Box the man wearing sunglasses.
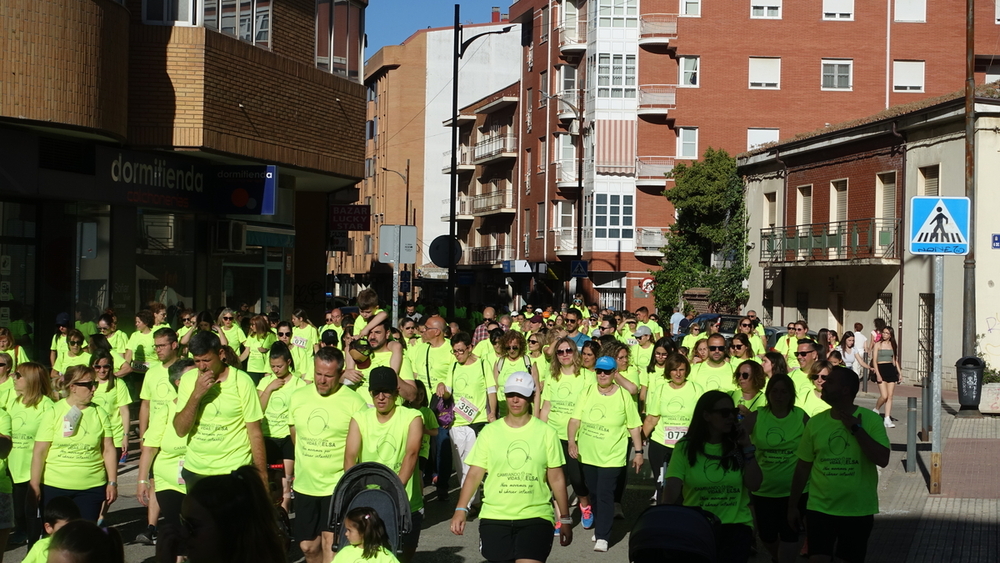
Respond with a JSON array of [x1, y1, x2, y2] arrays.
[[472, 307, 497, 346], [790, 339, 825, 399], [689, 334, 737, 393], [564, 309, 591, 349], [341, 319, 413, 407]]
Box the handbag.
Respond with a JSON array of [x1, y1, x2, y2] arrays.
[[426, 345, 454, 427]]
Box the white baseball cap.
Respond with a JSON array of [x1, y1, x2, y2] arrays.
[[504, 371, 535, 398]]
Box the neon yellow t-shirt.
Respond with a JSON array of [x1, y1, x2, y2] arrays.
[[353, 309, 385, 335], [91, 379, 130, 448], [175, 367, 263, 475], [646, 380, 703, 448], [464, 416, 565, 523], [8, 395, 55, 483], [290, 325, 319, 379], [0, 378, 14, 411], [681, 333, 705, 352], [774, 334, 800, 369], [787, 369, 816, 402], [176, 325, 192, 344], [221, 324, 247, 350], [631, 343, 654, 371], [53, 352, 91, 375], [493, 354, 533, 417], [730, 389, 767, 413], [619, 365, 645, 392], [748, 333, 766, 357], [689, 361, 737, 393], [106, 330, 129, 356], [140, 363, 178, 426], [50, 334, 68, 357], [351, 406, 423, 512], [334, 544, 400, 563], [3, 345, 30, 371], [411, 341, 454, 392], [289, 385, 367, 497], [797, 408, 889, 516], [350, 349, 396, 407], [127, 330, 157, 368], [798, 389, 831, 418], [256, 374, 307, 439], [36, 399, 113, 489], [750, 406, 807, 498], [448, 358, 494, 427], [21, 536, 51, 563], [541, 370, 592, 440], [571, 384, 641, 468], [666, 440, 752, 526], [143, 400, 187, 494], [246, 332, 277, 373], [0, 410, 11, 493], [417, 406, 438, 459], [639, 321, 661, 339]]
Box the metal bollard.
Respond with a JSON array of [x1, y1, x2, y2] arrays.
[[907, 396, 917, 473]]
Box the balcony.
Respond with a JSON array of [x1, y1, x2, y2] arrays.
[[636, 156, 675, 188], [556, 90, 580, 120], [558, 24, 587, 55], [442, 146, 475, 173], [555, 159, 580, 189], [473, 135, 517, 164], [637, 84, 677, 116], [639, 14, 678, 46], [635, 227, 668, 257], [472, 189, 516, 216], [553, 227, 578, 256], [440, 196, 473, 222], [759, 218, 902, 267], [471, 245, 514, 265]]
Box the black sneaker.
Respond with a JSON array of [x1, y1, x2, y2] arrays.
[[135, 525, 157, 545]]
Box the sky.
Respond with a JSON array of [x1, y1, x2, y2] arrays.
[[366, 0, 509, 55]]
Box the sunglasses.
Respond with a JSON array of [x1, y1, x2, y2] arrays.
[[68, 340, 83, 346], [451, 348, 468, 355], [787, 326, 796, 331], [691, 326, 700, 330], [94, 364, 112, 370], [528, 339, 539, 345], [794, 351, 812, 357], [556, 348, 574, 356], [507, 346, 520, 351], [595, 369, 614, 375], [181, 317, 192, 323], [708, 346, 726, 351], [72, 381, 96, 390], [223, 316, 234, 321], [730, 344, 744, 350], [277, 331, 292, 337], [740, 323, 752, 328], [0, 363, 6, 367], [738, 372, 752, 379], [814, 374, 828, 381], [712, 407, 740, 417]]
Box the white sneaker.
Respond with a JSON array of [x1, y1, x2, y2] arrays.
[[594, 539, 609, 552], [614, 502, 625, 519], [591, 533, 596, 542], [872, 407, 880, 416], [884, 417, 895, 428]]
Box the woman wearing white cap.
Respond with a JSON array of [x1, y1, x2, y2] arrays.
[[451, 371, 573, 562], [567, 356, 643, 552]]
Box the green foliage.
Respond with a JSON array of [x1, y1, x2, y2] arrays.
[[651, 148, 750, 313], [976, 334, 1000, 384]]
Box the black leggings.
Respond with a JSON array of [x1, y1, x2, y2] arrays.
[[648, 440, 674, 484], [12, 481, 41, 548], [156, 489, 185, 530], [559, 440, 589, 497]]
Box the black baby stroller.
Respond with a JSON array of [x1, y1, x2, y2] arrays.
[[628, 505, 719, 563], [328, 462, 412, 556]]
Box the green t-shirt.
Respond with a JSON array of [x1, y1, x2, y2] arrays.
[[412, 341, 454, 393], [571, 384, 641, 468], [631, 343, 654, 371], [774, 334, 800, 369], [730, 389, 767, 413], [750, 406, 807, 498], [353, 309, 385, 336], [0, 410, 10, 493], [464, 416, 565, 523], [472, 340, 498, 373], [3, 345, 30, 371], [176, 325, 192, 344], [351, 406, 423, 512], [21, 536, 50, 563], [666, 440, 753, 526], [221, 324, 247, 350], [289, 385, 367, 497], [127, 330, 157, 367], [447, 358, 495, 427], [106, 330, 129, 356], [246, 332, 277, 373], [91, 379, 130, 448], [0, 377, 15, 411], [8, 395, 55, 483], [290, 325, 319, 379], [797, 408, 889, 516], [689, 361, 737, 393], [36, 399, 113, 490], [619, 365, 645, 392], [143, 400, 187, 494], [256, 374, 307, 438], [175, 367, 263, 475], [646, 380, 703, 448], [681, 333, 705, 352], [140, 363, 178, 427], [417, 406, 438, 459], [748, 333, 766, 357], [335, 544, 400, 563], [787, 369, 817, 402], [541, 371, 592, 440], [50, 334, 68, 356]]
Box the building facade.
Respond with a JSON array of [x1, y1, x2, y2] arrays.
[[0, 0, 365, 361]]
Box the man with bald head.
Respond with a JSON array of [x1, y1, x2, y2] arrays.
[[472, 307, 497, 346], [412, 315, 457, 500]]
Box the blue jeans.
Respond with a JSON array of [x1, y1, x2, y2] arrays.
[[43, 484, 105, 523], [433, 427, 452, 497]]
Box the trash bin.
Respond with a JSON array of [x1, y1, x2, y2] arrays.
[[956, 356, 986, 407]]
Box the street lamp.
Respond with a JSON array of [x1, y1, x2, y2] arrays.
[[382, 161, 414, 310], [448, 4, 514, 320]]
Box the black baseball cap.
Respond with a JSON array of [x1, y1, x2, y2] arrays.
[[368, 367, 397, 395]]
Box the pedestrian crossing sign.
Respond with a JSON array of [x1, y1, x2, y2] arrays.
[[570, 260, 589, 278], [909, 196, 970, 256]]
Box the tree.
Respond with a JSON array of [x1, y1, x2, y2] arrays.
[[651, 148, 749, 313]]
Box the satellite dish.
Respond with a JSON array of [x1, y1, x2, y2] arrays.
[[429, 235, 462, 268]]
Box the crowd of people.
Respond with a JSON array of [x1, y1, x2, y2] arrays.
[[0, 293, 898, 563]]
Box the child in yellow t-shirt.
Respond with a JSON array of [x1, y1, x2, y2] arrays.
[[334, 507, 400, 563], [21, 495, 81, 563]]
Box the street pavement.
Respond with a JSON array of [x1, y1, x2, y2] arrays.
[[4, 385, 997, 562]]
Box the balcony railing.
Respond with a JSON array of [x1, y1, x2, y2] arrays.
[[556, 90, 580, 119], [472, 189, 515, 215], [471, 245, 514, 265], [442, 146, 474, 172], [473, 135, 517, 163], [558, 24, 587, 52], [759, 218, 902, 265], [636, 156, 675, 186], [638, 84, 677, 114], [639, 14, 678, 44], [440, 195, 473, 221], [635, 227, 668, 256], [553, 226, 578, 255], [555, 159, 579, 187]]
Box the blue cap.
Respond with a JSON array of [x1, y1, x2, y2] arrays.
[[595, 356, 617, 371]]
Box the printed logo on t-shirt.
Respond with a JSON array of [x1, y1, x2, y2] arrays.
[[506, 440, 532, 469], [827, 432, 850, 455], [376, 436, 399, 466], [766, 426, 786, 447], [307, 409, 330, 435], [704, 460, 726, 483]]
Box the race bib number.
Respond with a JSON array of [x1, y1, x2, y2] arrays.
[[455, 397, 479, 423], [664, 426, 687, 446], [62, 406, 83, 437], [291, 336, 308, 349], [178, 460, 186, 486]]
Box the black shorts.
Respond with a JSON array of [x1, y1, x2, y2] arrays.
[[479, 518, 554, 563], [401, 510, 423, 549], [751, 493, 807, 544], [265, 436, 295, 464], [877, 363, 899, 383], [806, 510, 874, 562], [293, 492, 332, 543]]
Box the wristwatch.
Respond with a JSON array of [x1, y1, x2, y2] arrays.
[[634, 449, 644, 455]]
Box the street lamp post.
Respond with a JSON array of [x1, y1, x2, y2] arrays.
[[448, 4, 513, 320], [382, 160, 411, 319]]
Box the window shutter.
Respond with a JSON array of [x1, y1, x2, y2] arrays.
[[922, 166, 939, 196], [879, 173, 896, 219]]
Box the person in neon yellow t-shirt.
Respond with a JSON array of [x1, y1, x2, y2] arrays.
[[451, 371, 573, 561], [335, 506, 401, 563], [354, 289, 390, 340], [290, 347, 367, 563], [258, 342, 306, 513], [124, 310, 157, 373], [20, 496, 80, 563], [731, 359, 767, 414], [663, 390, 762, 563], [345, 367, 423, 563], [689, 334, 737, 393], [642, 353, 701, 502], [52, 330, 91, 376], [217, 308, 247, 356], [173, 331, 266, 489], [788, 366, 889, 563], [8, 362, 55, 545]]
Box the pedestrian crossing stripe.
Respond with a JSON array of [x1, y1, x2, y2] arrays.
[[913, 199, 966, 244], [908, 196, 970, 256]]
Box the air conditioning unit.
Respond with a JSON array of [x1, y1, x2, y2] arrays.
[[214, 220, 247, 254]]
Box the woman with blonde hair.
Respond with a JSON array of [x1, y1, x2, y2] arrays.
[[8, 362, 54, 547], [240, 314, 276, 386], [217, 308, 247, 357], [0, 328, 28, 371], [0, 352, 15, 409], [492, 330, 540, 414], [689, 338, 709, 365]]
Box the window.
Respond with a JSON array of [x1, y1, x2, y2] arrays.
[[764, 192, 777, 227], [681, 0, 701, 16], [524, 149, 532, 192], [997, 0, 1000, 23], [561, 65, 577, 94], [751, 0, 781, 18], [749, 57, 781, 89], [595, 54, 637, 98], [539, 137, 548, 172], [821, 59, 853, 90], [540, 6, 549, 42], [677, 127, 698, 159], [558, 200, 575, 229], [593, 194, 634, 239], [540, 71, 548, 106], [595, 0, 638, 27], [797, 185, 813, 224], [679, 56, 700, 87], [564, 0, 579, 27], [876, 172, 897, 219], [796, 292, 809, 323], [316, 0, 366, 79], [830, 179, 848, 223], [537, 202, 546, 238], [144, 0, 195, 24], [919, 165, 939, 196], [894, 0, 926, 22], [893, 60, 925, 92], [822, 0, 853, 19], [525, 89, 533, 132], [747, 128, 780, 150]]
